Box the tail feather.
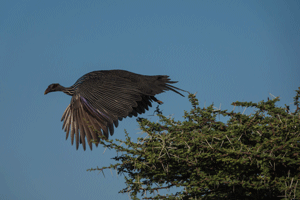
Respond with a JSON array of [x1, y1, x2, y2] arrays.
[[165, 83, 187, 97]]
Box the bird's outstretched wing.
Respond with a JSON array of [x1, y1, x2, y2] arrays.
[[61, 70, 185, 150]]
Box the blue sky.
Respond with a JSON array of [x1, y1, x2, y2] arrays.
[[1, 1, 299, 199]]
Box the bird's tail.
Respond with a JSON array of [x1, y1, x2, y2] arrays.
[[165, 81, 187, 97], [155, 75, 188, 97]]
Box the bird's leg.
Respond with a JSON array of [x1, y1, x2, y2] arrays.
[[156, 100, 163, 104], [151, 96, 163, 104]]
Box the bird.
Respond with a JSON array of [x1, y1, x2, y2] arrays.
[[45, 69, 186, 150]]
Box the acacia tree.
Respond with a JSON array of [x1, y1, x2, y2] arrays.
[[88, 88, 300, 199]]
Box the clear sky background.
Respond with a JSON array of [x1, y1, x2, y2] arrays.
[[1, 1, 299, 199]]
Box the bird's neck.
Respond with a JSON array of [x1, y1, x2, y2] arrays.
[[62, 86, 75, 96]]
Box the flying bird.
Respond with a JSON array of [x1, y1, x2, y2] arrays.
[[45, 70, 186, 150]]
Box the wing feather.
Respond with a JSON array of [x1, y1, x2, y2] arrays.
[[77, 108, 86, 150], [74, 108, 80, 149], [70, 107, 75, 146]]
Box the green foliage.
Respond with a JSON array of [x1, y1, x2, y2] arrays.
[[88, 88, 300, 199]]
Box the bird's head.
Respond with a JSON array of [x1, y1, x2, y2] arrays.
[[44, 83, 63, 95]]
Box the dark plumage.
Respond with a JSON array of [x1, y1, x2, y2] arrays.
[[45, 70, 186, 150]]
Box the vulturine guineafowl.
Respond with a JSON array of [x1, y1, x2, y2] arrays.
[[45, 70, 186, 150]]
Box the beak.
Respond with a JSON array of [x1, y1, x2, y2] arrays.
[[44, 89, 49, 95]]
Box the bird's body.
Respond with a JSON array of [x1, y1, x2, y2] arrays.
[[45, 70, 186, 150]]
